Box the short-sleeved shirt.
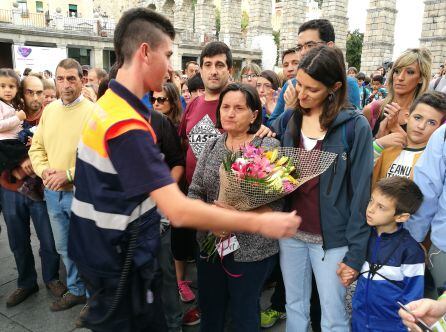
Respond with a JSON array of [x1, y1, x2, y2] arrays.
[[104, 81, 174, 198], [178, 95, 221, 184], [386, 147, 425, 179]]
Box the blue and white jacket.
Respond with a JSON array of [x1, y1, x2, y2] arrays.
[[352, 227, 425, 331]]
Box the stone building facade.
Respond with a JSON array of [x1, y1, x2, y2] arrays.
[[1, 0, 445, 74], [360, 0, 398, 75], [419, 0, 446, 71]]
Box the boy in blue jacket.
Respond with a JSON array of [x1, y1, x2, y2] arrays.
[[343, 176, 425, 331]]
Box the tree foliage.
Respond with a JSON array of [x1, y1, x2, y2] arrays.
[[215, 8, 220, 38], [241, 11, 249, 32], [273, 30, 280, 66], [346, 29, 364, 71]]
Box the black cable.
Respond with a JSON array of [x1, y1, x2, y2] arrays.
[[88, 206, 142, 326]]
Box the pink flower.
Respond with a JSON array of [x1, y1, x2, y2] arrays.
[[241, 144, 263, 159], [283, 180, 294, 193]]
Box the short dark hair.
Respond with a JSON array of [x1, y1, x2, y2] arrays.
[[375, 177, 423, 215], [298, 19, 335, 43], [356, 72, 366, 81], [187, 73, 204, 92], [282, 48, 298, 62], [108, 62, 119, 80], [215, 83, 262, 134], [23, 68, 32, 76], [372, 75, 384, 84], [97, 77, 110, 99], [185, 61, 198, 69], [409, 91, 446, 119], [91, 68, 107, 81], [199, 41, 233, 69], [56, 58, 83, 79], [114, 8, 175, 67], [298, 46, 347, 129], [259, 70, 281, 90]]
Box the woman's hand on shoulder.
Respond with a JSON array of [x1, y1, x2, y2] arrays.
[[255, 124, 276, 138]]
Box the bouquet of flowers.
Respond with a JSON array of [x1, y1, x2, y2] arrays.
[[200, 143, 337, 262], [217, 144, 337, 211]]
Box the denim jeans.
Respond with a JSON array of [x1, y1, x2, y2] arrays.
[[1, 187, 60, 288], [158, 225, 183, 332], [197, 253, 277, 332], [428, 244, 446, 297], [279, 237, 350, 332], [44, 189, 85, 296]]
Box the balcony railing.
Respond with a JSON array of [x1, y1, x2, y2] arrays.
[[0, 9, 116, 37], [0, 9, 248, 48]]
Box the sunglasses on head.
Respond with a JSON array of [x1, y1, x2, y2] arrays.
[[151, 96, 169, 104]]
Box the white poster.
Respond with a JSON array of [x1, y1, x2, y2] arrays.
[[13, 45, 67, 75]]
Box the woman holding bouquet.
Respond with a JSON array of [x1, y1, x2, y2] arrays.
[[272, 46, 373, 331], [188, 83, 282, 332]]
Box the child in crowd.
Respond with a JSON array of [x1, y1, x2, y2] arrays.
[[0, 68, 42, 200], [366, 74, 387, 105], [345, 176, 425, 331], [0, 68, 28, 172], [356, 72, 371, 110], [373, 91, 446, 181]]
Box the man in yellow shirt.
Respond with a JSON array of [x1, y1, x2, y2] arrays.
[[29, 58, 93, 311]]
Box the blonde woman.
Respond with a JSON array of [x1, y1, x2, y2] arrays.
[[363, 48, 432, 150]]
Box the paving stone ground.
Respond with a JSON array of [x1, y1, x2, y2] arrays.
[[0, 216, 286, 332]]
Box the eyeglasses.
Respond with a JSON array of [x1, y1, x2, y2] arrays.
[[151, 96, 169, 104], [24, 89, 44, 97], [295, 41, 326, 53], [241, 74, 258, 79]]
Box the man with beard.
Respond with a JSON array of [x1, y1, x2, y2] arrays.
[[1, 74, 66, 308]]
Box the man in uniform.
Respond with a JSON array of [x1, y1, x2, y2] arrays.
[[68, 8, 300, 332]]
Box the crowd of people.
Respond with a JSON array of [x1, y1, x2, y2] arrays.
[[0, 8, 446, 332]]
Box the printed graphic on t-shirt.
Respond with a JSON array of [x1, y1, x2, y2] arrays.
[[188, 114, 221, 158], [386, 149, 423, 178]]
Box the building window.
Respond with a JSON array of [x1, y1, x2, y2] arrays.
[[102, 50, 116, 72], [36, 1, 43, 13], [69, 4, 78, 17], [17, 0, 28, 13], [67, 47, 91, 66]]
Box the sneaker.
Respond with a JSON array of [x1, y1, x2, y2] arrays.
[[178, 280, 195, 303], [75, 303, 89, 328], [182, 307, 200, 326], [46, 280, 68, 297], [260, 308, 286, 328], [6, 285, 39, 307], [50, 292, 86, 312]]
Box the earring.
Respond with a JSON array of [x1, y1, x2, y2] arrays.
[[328, 91, 335, 103]]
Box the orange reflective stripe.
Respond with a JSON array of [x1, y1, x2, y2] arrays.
[[106, 120, 150, 141]]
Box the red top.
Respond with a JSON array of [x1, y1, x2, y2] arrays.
[[178, 95, 221, 184], [289, 138, 322, 235]]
